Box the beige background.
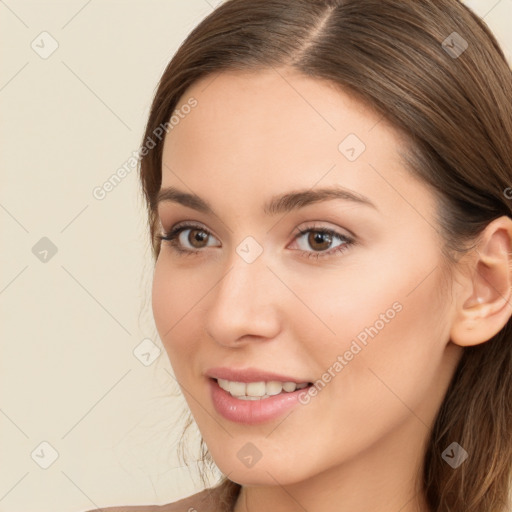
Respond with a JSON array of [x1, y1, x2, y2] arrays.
[[0, 1, 510, 511]]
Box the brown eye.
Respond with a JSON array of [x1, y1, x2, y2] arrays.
[[307, 231, 333, 252], [157, 223, 219, 255], [188, 228, 209, 248], [291, 226, 354, 260]]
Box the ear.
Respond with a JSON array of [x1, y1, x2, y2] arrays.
[[450, 215, 512, 347]]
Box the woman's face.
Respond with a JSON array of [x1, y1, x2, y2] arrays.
[[152, 68, 464, 487]]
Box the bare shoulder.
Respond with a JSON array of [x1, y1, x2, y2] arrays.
[[82, 487, 221, 512], [158, 487, 221, 512]]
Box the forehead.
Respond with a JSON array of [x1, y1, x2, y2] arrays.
[[163, 68, 392, 165], [160, 68, 432, 221]]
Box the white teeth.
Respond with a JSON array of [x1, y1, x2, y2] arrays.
[[266, 381, 283, 396], [246, 381, 266, 397], [282, 381, 298, 392], [228, 381, 246, 397], [217, 379, 309, 398]]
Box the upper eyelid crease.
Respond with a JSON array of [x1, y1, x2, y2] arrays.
[[154, 185, 378, 216]]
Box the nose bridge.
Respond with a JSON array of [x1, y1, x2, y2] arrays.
[[216, 233, 270, 301], [215, 245, 271, 314], [204, 241, 281, 343]]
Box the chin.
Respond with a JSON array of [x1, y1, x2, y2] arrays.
[[213, 454, 311, 487]]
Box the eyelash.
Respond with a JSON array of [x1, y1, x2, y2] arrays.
[[156, 222, 355, 260]]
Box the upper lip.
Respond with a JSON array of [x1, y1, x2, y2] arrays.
[[206, 367, 311, 384]]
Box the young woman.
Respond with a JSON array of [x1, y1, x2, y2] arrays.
[[88, 0, 512, 511]]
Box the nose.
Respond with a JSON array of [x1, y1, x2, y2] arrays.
[[204, 249, 282, 347]]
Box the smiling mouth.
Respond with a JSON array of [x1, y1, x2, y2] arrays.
[[211, 377, 314, 400]]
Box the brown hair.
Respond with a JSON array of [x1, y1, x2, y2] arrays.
[[138, 1, 512, 510]]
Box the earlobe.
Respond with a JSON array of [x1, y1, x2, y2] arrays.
[[450, 215, 512, 347]]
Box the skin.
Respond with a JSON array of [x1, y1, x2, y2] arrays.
[[151, 68, 512, 512]]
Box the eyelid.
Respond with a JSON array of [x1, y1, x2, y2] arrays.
[[164, 221, 221, 248], [289, 223, 355, 256], [291, 221, 354, 239]]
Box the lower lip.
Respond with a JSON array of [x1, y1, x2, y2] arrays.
[[209, 378, 312, 425]]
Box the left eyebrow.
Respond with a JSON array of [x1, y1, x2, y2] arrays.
[[154, 185, 378, 215]]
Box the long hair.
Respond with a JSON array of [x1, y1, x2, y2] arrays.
[[138, 1, 512, 510]]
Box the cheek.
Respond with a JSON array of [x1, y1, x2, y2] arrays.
[[323, 236, 445, 346], [290, 241, 449, 394], [151, 256, 203, 362], [151, 258, 173, 344]]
